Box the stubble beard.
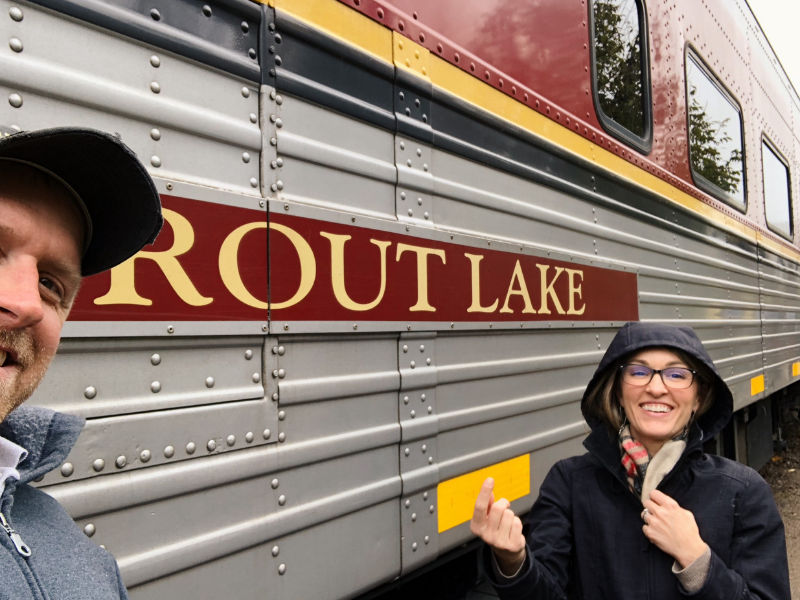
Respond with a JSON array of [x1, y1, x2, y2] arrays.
[[0, 328, 50, 422]]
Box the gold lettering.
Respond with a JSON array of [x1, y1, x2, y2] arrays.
[[499, 260, 536, 314], [537, 264, 566, 315], [465, 253, 499, 313], [219, 222, 315, 309], [396, 243, 446, 312], [321, 232, 391, 311], [94, 208, 212, 306], [565, 268, 586, 315]]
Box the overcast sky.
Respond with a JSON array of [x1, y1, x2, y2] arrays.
[[745, 1, 800, 95]]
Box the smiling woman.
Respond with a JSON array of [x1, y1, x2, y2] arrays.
[[471, 322, 790, 599]]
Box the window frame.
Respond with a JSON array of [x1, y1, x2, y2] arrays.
[[589, 0, 653, 154], [684, 46, 747, 212], [761, 134, 793, 241]]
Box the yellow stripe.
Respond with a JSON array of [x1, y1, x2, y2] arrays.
[[750, 375, 765, 395], [792, 362, 799, 377], [261, 0, 800, 264], [267, 0, 392, 65], [437, 455, 530, 533]]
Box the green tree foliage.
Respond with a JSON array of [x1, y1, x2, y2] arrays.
[[688, 85, 742, 195], [594, 0, 645, 136]]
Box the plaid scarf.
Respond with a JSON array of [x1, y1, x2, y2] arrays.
[[619, 424, 650, 497]]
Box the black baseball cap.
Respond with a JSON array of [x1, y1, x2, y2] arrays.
[[0, 125, 163, 276]]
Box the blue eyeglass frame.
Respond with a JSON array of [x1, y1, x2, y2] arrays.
[[619, 364, 698, 388]]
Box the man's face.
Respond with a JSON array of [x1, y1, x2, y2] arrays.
[[0, 165, 83, 421]]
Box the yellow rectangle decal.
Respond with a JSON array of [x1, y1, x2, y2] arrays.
[[751, 375, 765, 396], [437, 455, 530, 533], [793, 363, 800, 377]]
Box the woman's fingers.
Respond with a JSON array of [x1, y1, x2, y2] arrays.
[[471, 478, 494, 529]]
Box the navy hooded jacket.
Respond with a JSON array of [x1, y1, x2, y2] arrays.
[[0, 406, 128, 600], [483, 322, 790, 599]]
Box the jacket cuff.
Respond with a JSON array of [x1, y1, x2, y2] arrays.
[[481, 543, 540, 599], [672, 546, 710, 593], [490, 548, 529, 580]]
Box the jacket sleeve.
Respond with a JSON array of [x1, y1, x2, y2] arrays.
[[482, 461, 573, 600], [114, 561, 130, 600], [686, 469, 790, 600]]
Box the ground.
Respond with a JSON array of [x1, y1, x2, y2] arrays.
[[760, 419, 800, 598]]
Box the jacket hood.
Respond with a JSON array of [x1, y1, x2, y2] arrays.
[[581, 322, 733, 441], [0, 406, 84, 485]]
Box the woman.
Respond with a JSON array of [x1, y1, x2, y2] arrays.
[[471, 322, 790, 599]]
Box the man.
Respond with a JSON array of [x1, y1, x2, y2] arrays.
[[0, 125, 162, 599]]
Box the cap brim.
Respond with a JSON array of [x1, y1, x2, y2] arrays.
[[0, 127, 163, 276]]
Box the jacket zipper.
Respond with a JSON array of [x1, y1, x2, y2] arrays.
[[0, 511, 31, 557]]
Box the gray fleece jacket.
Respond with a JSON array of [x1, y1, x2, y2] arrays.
[[0, 406, 128, 600]]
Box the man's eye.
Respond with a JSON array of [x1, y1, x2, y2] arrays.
[[39, 277, 61, 296]]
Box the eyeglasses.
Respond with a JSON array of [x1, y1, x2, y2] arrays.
[[620, 364, 697, 389]]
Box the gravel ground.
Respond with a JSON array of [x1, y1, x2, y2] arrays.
[[760, 420, 800, 598]]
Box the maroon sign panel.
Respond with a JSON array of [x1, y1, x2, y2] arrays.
[[70, 196, 639, 323]]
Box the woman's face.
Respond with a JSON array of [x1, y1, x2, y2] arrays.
[[618, 348, 700, 454]]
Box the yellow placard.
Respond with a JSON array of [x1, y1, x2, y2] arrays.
[[751, 375, 765, 396], [792, 363, 800, 377], [437, 455, 530, 533]]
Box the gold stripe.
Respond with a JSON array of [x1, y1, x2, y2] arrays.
[[437, 455, 530, 533], [260, 0, 800, 263], [750, 375, 765, 395]]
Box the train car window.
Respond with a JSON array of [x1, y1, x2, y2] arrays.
[[762, 138, 793, 239], [686, 51, 746, 209], [591, 0, 652, 153]]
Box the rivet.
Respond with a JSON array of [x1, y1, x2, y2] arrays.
[[227, 435, 236, 446], [151, 381, 161, 393], [84, 524, 96, 537], [275, 118, 283, 128], [205, 377, 215, 388], [277, 369, 285, 379], [150, 8, 160, 20], [271, 478, 280, 489], [271, 160, 278, 169], [253, 372, 262, 383], [410, 361, 416, 368], [426, 358, 431, 365], [410, 410, 416, 418], [278, 411, 286, 421], [92, 459, 105, 472], [61, 463, 74, 477], [423, 164, 429, 172], [276, 180, 284, 190], [428, 456, 433, 464], [249, 178, 258, 188], [399, 141, 405, 149], [412, 542, 418, 551], [284, 324, 289, 330], [403, 396, 409, 404], [201, 4, 211, 16], [423, 492, 428, 500], [242, 87, 250, 98], [278, 432, 286, 442], [249, 48, 257, 59], [421, 445, 427, 452], [250, 113, 258, 123], [149, 55, 160, 68], [9, 7, 23, 21], [353, 324, 358, 330], [272, 545, 279, 557], [276, 157, 284, 167], [84, 386, 97, 399], [270, 137, 277, 146], [278, 494, 286, 505], [115, 455, 127, 469], [424, 212, 429, 219], [150, 156, 161, 168], [241, 21, 249, 33], [416, 148, 422, 157], [427, 406, 432, 414], [262, 324, 268, 332], [278, 564, 286, 575], [245, 432, 254, 443], [140, 450, 151, 463], [276, 95, 283, 105], [407, 159, 412, 167], [408, 209, 413, 216], [207, 440, 216, 452], [277, 346, 285, 355], [9, 38, 22, 53], [259, 200, 265, 208], [8, 93, 22, 108], [274, 55, 282, 66], [269, 22, 275, 31], [283, 203, 289, 210], [245, 349, 253, 360], [165, 183, 173, 190], [424, 535, 430, 544], [403, 345, 408, 353], [404, 447, 410, 456], [150, 128, 161, 141], [411, 513, 417, 522], [272, 393, 279, 401], [150, 81, 161, 94], [242, 152, 251, 163], [164, 446, 175, 458], [186, 442, 196, 454], [421, 393, 426, 401], [417, 198, 422, 206], [167, 326, 174, 335], [429, 505, 435, 513]]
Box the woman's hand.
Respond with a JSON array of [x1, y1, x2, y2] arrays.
[[642, 490, 708, 568], [470, 477, 527, 575]]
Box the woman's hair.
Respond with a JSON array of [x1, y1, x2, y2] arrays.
[[583, 346, 716, 433]]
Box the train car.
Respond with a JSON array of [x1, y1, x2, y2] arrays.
[[1, 0, 799, 597]]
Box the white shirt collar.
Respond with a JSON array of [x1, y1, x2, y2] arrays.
[[0, 436, 28, 497]]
